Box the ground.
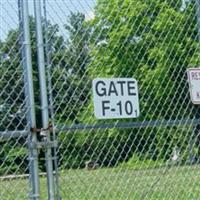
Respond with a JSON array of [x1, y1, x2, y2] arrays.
[[0, 165, 200, 200]]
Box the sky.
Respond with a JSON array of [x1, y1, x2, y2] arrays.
[[0, 0, 96, 41], [0, 0, 191, 41]]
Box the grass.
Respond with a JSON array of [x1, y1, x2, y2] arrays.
[[0, 165, 200, 200]]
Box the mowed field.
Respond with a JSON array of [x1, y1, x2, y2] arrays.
[[0, 165, 200, 200]]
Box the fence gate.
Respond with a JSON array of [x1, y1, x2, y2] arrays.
[[0, 0, 38, 199], [1, 0, 200, 200]]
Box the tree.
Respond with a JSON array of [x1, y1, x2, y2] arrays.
[[0, 16, 63, 130], [0, 13, 92, 172], [55, 12, 93, 168], [77, 0, 200, 165], [52, 12, 91, 124], [0, 17, 66, 174]]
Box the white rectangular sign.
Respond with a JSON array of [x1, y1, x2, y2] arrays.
[[187, 68, 200, 104], [92, 78, 140, 119]]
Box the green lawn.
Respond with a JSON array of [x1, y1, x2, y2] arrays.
[[0, 165, 200, 200]]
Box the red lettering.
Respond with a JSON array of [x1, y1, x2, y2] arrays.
[[191, 72, 200, 80]]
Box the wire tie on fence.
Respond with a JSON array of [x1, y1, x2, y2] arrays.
[[27, 155, 36, 161], [28, 193, 40, 199], [29, 140, 58, 149], [23, 41, 31, 45], [51, 156, 58, 161], [40, 129, 47, 137]]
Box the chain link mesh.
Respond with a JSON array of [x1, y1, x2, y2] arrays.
[[1, 0, 200, 199], [44, 0, 200, 199], [0, 1, 30, 199]]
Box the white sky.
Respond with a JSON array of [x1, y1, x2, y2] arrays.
[[0, 0, 96, 41], [0, 0, 190, 41]]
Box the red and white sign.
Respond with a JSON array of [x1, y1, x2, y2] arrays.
[[187, 68, 200, 104]]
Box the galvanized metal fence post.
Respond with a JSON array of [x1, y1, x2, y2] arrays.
[[34, 0, 55, 199], [19, 0, 40, 199], [43, 0, 61, 199], [195, 0, 200, 164]]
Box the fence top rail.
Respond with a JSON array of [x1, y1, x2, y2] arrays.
[[0, 130, 29, 139], [55, 118, 200, 132], [1, 118, 198, 138]]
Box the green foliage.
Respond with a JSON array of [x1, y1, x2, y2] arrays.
[[0, 141, 28, 175], [0, 16, 62, 129], [52, 12, 90, 124], [58, 128, 136, 169], [77, 0, 200, 166], [0, 13, 91, 173], [0, 17, 64, 174], [119, 153, 164, 169], [1, 0, 200, 174]]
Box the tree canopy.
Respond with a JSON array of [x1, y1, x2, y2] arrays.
[[79, 0, 200, 123], [76, 0, 200, 163], [1, 0, 200, 173]]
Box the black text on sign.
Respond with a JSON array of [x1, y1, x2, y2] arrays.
[[187, 68, 200, 104], [92, 78, 140, 119]]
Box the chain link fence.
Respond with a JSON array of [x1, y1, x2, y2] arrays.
[[1, 0, 200, 199], [46, 0, 200, 199], [0, 0, 30, 199]]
